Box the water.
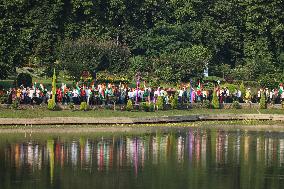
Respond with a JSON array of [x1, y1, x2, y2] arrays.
[[0, 128, 283, 189]]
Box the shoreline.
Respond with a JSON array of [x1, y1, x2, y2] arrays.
[[1, 123, 284, 134], [1, 114, 284, 125]]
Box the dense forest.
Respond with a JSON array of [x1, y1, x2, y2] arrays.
[[0, 0, 284, 83]]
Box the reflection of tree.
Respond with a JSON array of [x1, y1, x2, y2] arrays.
[[47, 139, 54, 185]]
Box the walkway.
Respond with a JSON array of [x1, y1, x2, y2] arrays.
[[1, 114, 284, 125]]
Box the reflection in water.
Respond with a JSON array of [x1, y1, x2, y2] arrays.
[[1, 129, 284, 189]]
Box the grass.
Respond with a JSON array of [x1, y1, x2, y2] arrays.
[[1, 108, 284, 118]]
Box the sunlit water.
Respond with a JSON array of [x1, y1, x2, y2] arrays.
[[0, 128, 284, 189]]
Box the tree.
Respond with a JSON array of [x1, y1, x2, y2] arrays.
[[58, 38, 130, 80], [212, 89, 220, 109]]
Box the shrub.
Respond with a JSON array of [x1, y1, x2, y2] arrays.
[[259, 92, 267, 109], [69, 103, 75, 111], [10, 99, 19, 110], [156, 96, 164, 110], [202, 100, 210, 108], [149, 102, 155, 112], [222, 83, 238, 94], [126, 99, 133, 111], [140, 102, 149, 112], [0, 94, 8, 104], [47, 99, 56, 110], [80, 102, 90, 111], [170, 96, 178, 109], [211, 90, 220, 109], [232, 101, 241, 109], [239, 81, 246, 98], [16, 73, 32, 87]]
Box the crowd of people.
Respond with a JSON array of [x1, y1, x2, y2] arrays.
[[1, 81, 284, 106]]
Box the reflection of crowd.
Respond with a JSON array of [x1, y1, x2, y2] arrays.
[[6, 132, 284, 173], [2, 81, 284, 105]]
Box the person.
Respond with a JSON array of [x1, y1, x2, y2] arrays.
[[178, 87, 183, 103], [196, 86, 202, 102], [56, 88, 62, 103], [72, 87, 79, 104], [28, 87, 34, 104], [85, 87, 91, 105], [236, 89, 242, 102], [225, 87, 230, 103]]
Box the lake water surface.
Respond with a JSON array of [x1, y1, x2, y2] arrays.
[[0, 127, 283, 189]]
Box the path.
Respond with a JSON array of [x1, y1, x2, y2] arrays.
[[1, 114, 284, 125]]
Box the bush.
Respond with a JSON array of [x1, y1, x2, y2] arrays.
[[10, 99, 19, 110], [156, 96, 164, 110], [80, 102, 90, 111], [47, 99, 56, 110], [0, 94, 8, 104], [149, 102, 155, 112], [259, 92, 267, 109], [211, 90, 220, 109], [202, 100, 210, 108], [140, 102, 149, 112], [69, 103, 75, 111], [232, 101, 241, 109], [239, 81, 246, 98], [126, 99, 133, 111], [16, 73, 32, 87], [222, 83, 238, 94], [170, 96, 178, 109]]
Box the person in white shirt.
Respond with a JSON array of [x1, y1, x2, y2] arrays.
[[72, 88, 79, 104], [154, 88, 160, 97], [128, 89, 134, 100], [85, 87, 91, 105], [178, 87, 184, 103]]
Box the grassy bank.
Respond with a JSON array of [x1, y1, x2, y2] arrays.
[[1, 108, 284, 118], [0, 120, 284, 135]]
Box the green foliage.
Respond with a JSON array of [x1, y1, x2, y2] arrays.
[[140, 102, 149, 112], [69, 103, 75, 111], [170, 96, 178, 109], [80, 102, 89, 111], [126, 100, 133, 111], [258, 74, 280, 89], [0, 93, 8, 104], [47, 99, 56, 110], [149, 102, 155, 112], [211, 90, 220, 109], [10, 99, 19, 110], [221, 83, 238, 94], [51, 69, 56, 102], [156, 96, 164, 110], [16, 73, 32, 87], [232, 101, 241, 109], [259, 92, 267, 109], [0, 0, 283, 85], [239, 81, 246, 98], [58, 38, 130, 81], [202, 100, 211, 109]]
